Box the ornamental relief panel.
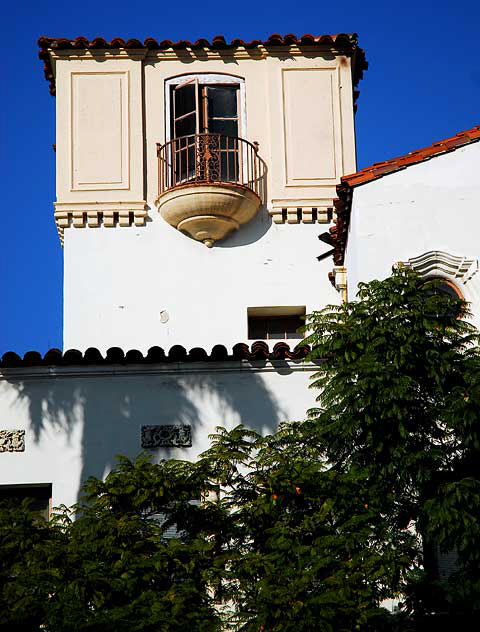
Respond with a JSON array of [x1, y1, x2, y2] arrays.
[[0, 430, 25, 453], [141, 425, 192, 448]]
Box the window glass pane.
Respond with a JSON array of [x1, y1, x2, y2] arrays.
[[175, 114, 196, 139], [421, 279, 462, 319], [434, 282, 460, 300], [286, 330, 304, 340], [207, 86, 238, 118], [248, 315, 304, 340], [284, 315, 304, 338], [174, 83, 197, 119], [0, 485, 51, 521], [208, 119, 238, 138], [268, 318, 286, 339], [248, 317, 267, 339]]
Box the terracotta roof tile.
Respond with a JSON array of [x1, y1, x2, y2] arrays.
[[37, 33, 367, 96], [0, 343, 310, 368], [330, 125, 480, 265], [341, 125, 480, 189]]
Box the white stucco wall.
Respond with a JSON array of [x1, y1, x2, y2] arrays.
[[55, 47, 354, 352], [344, 142, 480, 324], [0, 360, 318, 508], [64, 219, 339, 352]]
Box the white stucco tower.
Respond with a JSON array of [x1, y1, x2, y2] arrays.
[[39, 34, 367, 353]]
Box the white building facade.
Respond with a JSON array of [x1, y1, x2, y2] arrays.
[[41, 34, 365, 353], [330, 126, 480, 321], [0, 34, 367, 509], [2, 34, 478, 513]]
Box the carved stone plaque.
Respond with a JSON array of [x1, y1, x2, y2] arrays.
[[0, 430, 25, 452], [141, 425, 192, 448]]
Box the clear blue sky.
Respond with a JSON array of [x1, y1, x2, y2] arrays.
[[1, 0, 479, 355]]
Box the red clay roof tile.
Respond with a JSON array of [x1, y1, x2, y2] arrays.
[[37, 33, 367, 96], [330, 124, 480, 265], [1, 343, 310, 368], [341, 125, 480, 189]]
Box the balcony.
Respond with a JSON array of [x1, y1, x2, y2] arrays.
[[155, 134, 265, 247]]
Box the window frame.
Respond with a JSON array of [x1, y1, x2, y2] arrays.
[[165, 73, 247, 144], [427, 277, 464, 300], [172, 77, 200, 137], [420, 276, 465, 319], [247, 306, 306, 341], [0, 483, 52, 521]]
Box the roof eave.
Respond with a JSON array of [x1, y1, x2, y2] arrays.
[[38, 33, 367, 97], [331, 124, 480, 265]]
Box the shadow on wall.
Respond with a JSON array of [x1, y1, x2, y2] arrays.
[[7, 367, 285, 503], [216, 204, 272, 248], [216, 155, 270, 248]]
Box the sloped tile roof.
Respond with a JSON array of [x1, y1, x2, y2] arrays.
[[342, 126, 480, 188], [331, 125, 480, 265], [0, 342, 309, 368], [38, 33, 367, 96]]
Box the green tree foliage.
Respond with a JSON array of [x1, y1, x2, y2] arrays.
[[0, 458, 224, 632], [198, 424, 416, 631], [303, 267, 480, 624], [1, 268, 478, 630]]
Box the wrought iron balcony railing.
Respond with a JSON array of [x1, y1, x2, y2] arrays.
[[157, 133, 265, 200]]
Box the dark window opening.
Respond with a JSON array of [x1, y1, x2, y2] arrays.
[[247, 307, 305, 340], [0, 484, 52, 521], [421, 277, 464, 319], [432, 280, 462, 301], [171, 81, 240, 184], [171, 81, 239, 139]]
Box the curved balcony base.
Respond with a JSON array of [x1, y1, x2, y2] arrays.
[[155, 183, 261, 246], [177, 215, 239, 247]]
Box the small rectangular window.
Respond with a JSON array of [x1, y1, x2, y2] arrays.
[[247, 306, 305, 340], [0, 484, 52, 521]]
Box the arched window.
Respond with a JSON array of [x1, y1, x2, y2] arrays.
[[420, 277, 464, 319], [429, 278, 463, 301], [401, 251, 476, 319], [164, 74, 247, 185], [165, 74, 246, 142]]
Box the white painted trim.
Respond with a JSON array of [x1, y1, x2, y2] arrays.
[[402, 251, 478, 284]]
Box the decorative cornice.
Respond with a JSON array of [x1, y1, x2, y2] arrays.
[[402, 251, 478, 284], [53, 202, 149, 244], [38, 33, 367, 97], [49, 49, 147, 61], [269, 202, 334, 225]]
